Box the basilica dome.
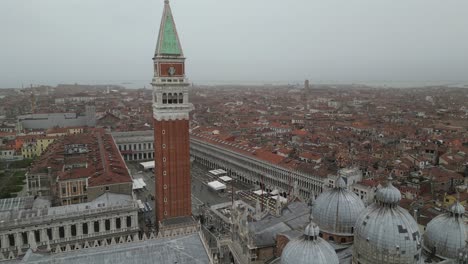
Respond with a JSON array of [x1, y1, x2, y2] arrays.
[[353, 177, 422, 264], [281, 221, 339, 264], [312, 177, 365, 238], [423, 200, 466, 260]]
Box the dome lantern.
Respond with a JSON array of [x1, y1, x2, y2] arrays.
[[375, 176, 401, 207]]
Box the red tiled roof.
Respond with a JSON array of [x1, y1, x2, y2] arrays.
[[253, 149, 285, 165], [30, 129, 131, 187], [291, 129, 308, 136]]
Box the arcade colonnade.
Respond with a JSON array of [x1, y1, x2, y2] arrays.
[[190, 138, 324, 199]]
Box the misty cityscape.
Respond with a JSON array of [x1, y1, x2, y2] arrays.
[[0, 0, 467, 264]]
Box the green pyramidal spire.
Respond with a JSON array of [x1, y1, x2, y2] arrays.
[[155, 0, 183, 56]]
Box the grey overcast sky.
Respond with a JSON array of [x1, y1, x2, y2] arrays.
[[1, 0, 468, 88]]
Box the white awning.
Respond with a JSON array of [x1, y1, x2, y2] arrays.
[[271, 195, 288, 203], [209, 169, 227, 176], [207, 181, 226, 191], [253, 190, 267, 196], [219, 176, 232, 182], [270, 189, 279, 195], [132, 178, 147, 190], [139, 161, 155, 170]]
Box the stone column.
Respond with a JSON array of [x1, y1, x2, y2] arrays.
[[52, 227, 59, 240], [110, 218, 116, 231], [88, 221, 94, 235], [40, 229, 47, 243], [64, 225, 70, 239], [121, 217, 126, 230], [77, 222, 83, 237], [28, 231, 35, 247], [99, 219, 105, 233], [131, 215, 137, 228], [1, 235, 8, 249], [15, 233, 22, 248]]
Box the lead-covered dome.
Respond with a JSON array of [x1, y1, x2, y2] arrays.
[[423, 201, 466, 260], [281, 221, 339, 264], [353, 177, 422, 264], [312, 177, 365, 237]]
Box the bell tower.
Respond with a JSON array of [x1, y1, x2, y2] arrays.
[[152, 0, 193, 227]]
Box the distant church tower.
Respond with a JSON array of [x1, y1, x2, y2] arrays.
[[152, 0, 193, 227]]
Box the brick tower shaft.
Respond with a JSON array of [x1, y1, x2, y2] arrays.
[[152, 0, 193, 226]]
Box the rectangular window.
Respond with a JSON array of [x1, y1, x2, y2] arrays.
[[116, 218, 121, 229], [71, 225, 77, 236], [47, 228, 52, 240], [59, 227, 65, 238], [34, 230, 40, 242], [22, 232, 28, 244], [105, 219, 110, 231], [9, 234, 15, 247], [126, 216, 132, 228]]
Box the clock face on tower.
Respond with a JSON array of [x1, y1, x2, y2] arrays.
[[168, 67, 176, 76]]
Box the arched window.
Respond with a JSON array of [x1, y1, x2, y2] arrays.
[[179, 93, 183, 104], [162, 93, 167, 104]]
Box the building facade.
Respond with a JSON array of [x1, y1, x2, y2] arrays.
[[0, 194, 139, 260], [17, 105, 96, 130], [152, 0, 193, 226], [112, 130, 155, 161]]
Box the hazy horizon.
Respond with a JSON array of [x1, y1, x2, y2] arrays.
[[2, 0, 468, 88]]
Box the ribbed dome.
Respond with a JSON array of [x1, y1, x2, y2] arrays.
[[423, 201, 466, 260], [281, 221, 339, 264], [353, 178, 422, 264], [312, 177, 365, 236]]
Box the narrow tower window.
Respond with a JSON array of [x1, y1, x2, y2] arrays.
[[179, 93, 183, 103], [168, 93, 173, 104], [162, 93, 167, 104]]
